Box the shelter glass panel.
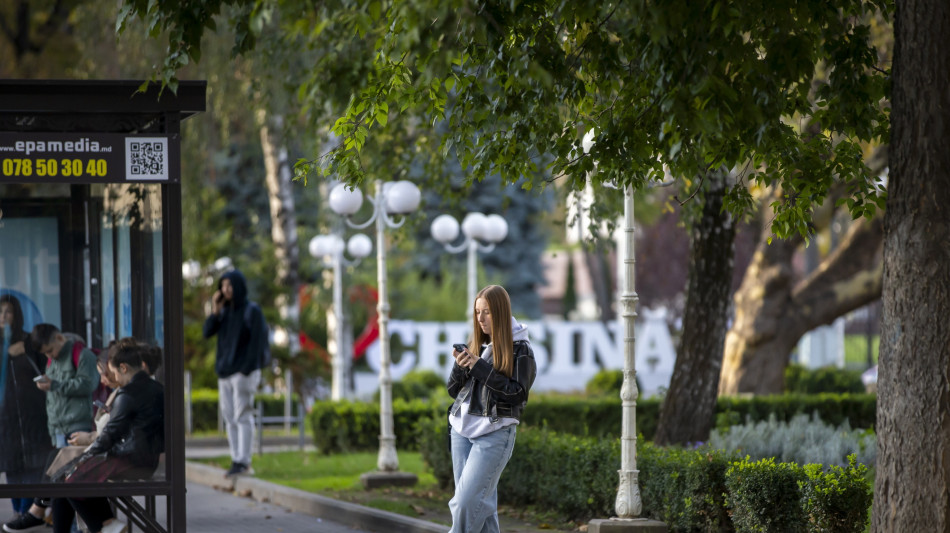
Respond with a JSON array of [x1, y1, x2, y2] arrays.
[[0, 183, 167, 487]]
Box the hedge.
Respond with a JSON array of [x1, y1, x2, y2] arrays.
[[419, 426, 871, 531], [307, 398, 448, 454], [189, 388, 301, 432], [300, 393, 876, 454]]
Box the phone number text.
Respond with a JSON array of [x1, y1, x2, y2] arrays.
[[1, 158, 109, 178]]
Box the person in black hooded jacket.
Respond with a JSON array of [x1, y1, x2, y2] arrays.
[[202, 269, 268, 477], [0, 294, 55, 516]]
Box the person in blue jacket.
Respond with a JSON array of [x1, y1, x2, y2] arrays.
[[202, 269, 268, 477]]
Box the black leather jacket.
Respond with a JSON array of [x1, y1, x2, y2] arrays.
[[447, 340, 537, 422], [87, 370, 164, 471]]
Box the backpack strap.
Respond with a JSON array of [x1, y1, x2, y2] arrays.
[[46, 340, 84, 369], [71, 341, 83, 369]]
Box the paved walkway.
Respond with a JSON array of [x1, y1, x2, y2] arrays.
[[183, 438, 446, 533], [183, 480, 371, 533]]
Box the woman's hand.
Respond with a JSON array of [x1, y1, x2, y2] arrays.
[[454, 348, 476, 369], [8, 341, 24, 356], [68, 431, 96, 447]]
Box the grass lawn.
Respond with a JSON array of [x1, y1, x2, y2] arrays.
[[197, 450, 576, 531]]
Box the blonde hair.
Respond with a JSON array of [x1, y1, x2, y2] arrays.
[[469, 285, 514, 377]]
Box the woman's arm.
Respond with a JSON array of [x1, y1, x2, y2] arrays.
[[86, 391, 133, 455], [467, 347, 537, 404]]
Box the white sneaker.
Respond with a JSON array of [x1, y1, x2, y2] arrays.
[[99, 519, 127, 533]]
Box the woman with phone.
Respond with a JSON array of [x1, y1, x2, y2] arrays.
[[0, 294, 54, 516], [447, 285, 537, 533], [50, 340, 164, 533]]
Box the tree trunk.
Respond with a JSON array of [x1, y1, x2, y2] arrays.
[[258, 110, 301, 355], [719, 199, 885, 395], [654, 169, 735, 445], [873, 0, 950, 530]]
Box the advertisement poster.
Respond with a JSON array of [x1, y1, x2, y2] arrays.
[[0, 217, 61, 329]]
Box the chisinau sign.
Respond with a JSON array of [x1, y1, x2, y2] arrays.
[[356, 309, 678, 398]]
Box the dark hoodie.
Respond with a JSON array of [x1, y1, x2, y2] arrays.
[[0, 294, 54, 473], [202, 270, 268, 378]]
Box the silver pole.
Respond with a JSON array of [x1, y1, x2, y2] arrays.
[[330, 246, 345, 401], [375, 182, 399, 472], [615, 184, 642, 517], [284, 369, 293, 434], [467, 238, 478, 320]]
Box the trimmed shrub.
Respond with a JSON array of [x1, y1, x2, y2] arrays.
[[419, 425, 872, 530], [374, 369, 446, 403], [296, 392, 874, 459], [308, 398, 447, 454], [715, 393, 876, 434], [725, 457, 807, 533], [785, 364, 865, 394], [799, 455, 872, 533], [639, 444, 735, 531], [416, 415, 453, 489], [189, 388, 298, 432]]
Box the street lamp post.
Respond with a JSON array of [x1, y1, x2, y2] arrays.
[[328, 180, 420, 487], [582, 133, 666, 531], [430, 212, 508, 318], [308, 232, 372, 401]]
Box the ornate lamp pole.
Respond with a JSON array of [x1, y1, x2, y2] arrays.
[[308, 232, 372, 401], [430, 212, 508, 319], [328, 180, 420, 487], [582, 131, 666, 532]]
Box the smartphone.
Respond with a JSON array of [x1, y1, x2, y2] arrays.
[[452, 343, 469, 354], [93, 400, 106, 409], [33, 375, 47, 383]]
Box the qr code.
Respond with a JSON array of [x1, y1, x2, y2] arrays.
[[125, 137, 169, 180]]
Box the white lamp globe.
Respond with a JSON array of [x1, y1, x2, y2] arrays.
[[483, 214, 509, 243], [213, 256, 233, 272], [328, 185, 364, 215], [461, 212, 488, 241], [430, 214, 460, 244], [325, 234, 345, 256], [182, 260, 201, 281], [385, 180, 421, 214], [308, 235, 329, 258], [347, 233, 373, 258]]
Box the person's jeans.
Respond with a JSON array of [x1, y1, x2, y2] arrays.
[[7, 469, 43, 514], [218, 369, 260, 466], [448, 425, 517, 533]]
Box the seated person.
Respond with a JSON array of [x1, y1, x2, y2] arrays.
[[67, 338, 137, 447], [50, 341, 164, 533]]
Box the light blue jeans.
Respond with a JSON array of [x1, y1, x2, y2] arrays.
[[448, 425, 517, 533]]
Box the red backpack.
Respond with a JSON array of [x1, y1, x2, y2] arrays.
[[46, 340, 96, 370]]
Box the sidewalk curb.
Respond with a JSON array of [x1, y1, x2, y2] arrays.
[[185, 461, 448, 533]]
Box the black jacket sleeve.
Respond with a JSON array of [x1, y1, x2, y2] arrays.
[[87, 391, 134, 456], [202, 312, 223, 339], [446, 363, 470, 399]]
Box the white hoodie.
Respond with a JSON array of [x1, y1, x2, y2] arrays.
[[449, 317, 530, 439]]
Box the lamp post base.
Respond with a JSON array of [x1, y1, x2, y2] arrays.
[[587, 518, 668, 533], [359, 471, 419, 490]]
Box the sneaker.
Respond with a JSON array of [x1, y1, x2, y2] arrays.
[[3, 512, 46, 532], [99, 520, 127, 533], [224, 462, 254, 478]]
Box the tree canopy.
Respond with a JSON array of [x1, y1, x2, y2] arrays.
[[121, 0, 889, 240]]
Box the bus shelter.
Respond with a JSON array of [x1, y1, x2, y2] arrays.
[[0, 79, 206, 532]]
